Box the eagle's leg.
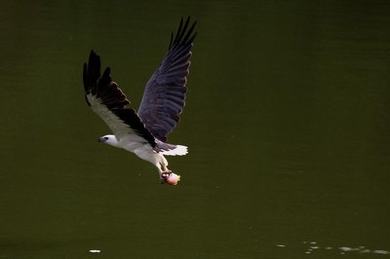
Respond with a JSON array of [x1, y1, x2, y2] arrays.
[[157, 154, 170, 174]]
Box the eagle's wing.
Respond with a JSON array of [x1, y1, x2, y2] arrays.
[[83, 50, 156, 147], [137, 17, 197, 142]]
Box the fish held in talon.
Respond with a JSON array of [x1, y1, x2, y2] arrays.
[[82, 17, 197, 184], [161, 172, 181, 185]]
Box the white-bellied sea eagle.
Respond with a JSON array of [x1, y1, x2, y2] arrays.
[[82, 17, 196, 185]]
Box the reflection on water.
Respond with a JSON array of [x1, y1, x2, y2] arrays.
[[276, 241, 390, 255]]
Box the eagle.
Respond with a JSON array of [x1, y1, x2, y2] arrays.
[[82, 17, 196, 185]]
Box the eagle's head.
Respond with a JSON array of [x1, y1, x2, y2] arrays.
[[98, 135, 119, 147]]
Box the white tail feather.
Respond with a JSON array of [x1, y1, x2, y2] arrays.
[[161, 145, 188, 156]]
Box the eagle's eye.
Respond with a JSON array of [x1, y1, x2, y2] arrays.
[[104, 137, 109, 140]]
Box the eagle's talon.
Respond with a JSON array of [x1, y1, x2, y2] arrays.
[[161, 171, 172, 180]]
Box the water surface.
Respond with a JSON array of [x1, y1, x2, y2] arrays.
[[1, 0, 390, 258]]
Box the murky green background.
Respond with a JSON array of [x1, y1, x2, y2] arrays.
[[1, 0, 390, 258]]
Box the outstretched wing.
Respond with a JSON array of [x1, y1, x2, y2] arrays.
[[83, 50, 156, 148], [138, 17, 197, 142]]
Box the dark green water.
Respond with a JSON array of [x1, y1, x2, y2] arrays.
[[1, 1, 390, 258]]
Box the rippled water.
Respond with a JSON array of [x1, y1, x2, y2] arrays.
[[276, 241, 390, 256], [1, 0, 390, 258]]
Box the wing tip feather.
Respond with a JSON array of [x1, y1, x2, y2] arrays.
[[169, 17, 197, 50]]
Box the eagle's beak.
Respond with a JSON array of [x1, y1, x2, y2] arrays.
[[97, 137, 103, 143]]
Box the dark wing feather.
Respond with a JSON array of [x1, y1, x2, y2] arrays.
[[83, 50, 156, 147], [138, 17, 197, 142]]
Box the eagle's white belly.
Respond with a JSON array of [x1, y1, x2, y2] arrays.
[[119, 140, 168, 172]]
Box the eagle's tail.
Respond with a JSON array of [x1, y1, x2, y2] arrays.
[[155, 140, 188, 156], [160, 145, 188, 156]]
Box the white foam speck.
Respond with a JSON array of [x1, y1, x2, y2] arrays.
[[89, 249, 101, 253], [276, 244, 286, 248], [339, 247, 353, 252]]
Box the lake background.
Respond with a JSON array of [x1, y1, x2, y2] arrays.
[[1, 0, 390, 258]]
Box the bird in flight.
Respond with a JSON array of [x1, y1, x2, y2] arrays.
[[82, 17, 196, 185]]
